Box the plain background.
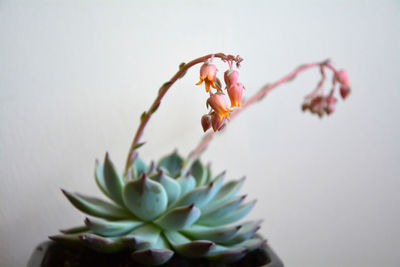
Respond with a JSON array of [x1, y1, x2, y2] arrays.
[[1, 1, 399, 266]]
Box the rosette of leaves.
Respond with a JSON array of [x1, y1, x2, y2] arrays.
[[51, 151, 264, 266]]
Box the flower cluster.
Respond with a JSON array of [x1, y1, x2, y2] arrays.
[[197, 56, 244, 132], [302, 94, 337, 117], [302, 66, 350, 118]]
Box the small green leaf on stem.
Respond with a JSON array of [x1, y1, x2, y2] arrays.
[[206, 99, 210, 109], [297, 64, 306, 69], [132, 142, 145, 151], [159, 81, 172, 94], [140, 112, 147, 121], [215, 78, 222, 90], [162, 81, 172, 88], [321, 58, 331, 65], [217, 52, 226, 58], [150, 103, 160, 114], [178, 62, 187, 78], [257, 84, 270, 102], [287, 74, 297, 82]]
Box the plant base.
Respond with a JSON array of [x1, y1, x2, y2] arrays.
[[28, 240, 284, 267]]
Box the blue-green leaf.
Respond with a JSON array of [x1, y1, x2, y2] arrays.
[[198, 195, 246, 224], [232, 237, 265, 252], [123, 176, 167, 221], [150, 170, 181, 205], [153, 234, 172, 250], [170, 175, 223, 209], [211, 200, 257, 226], [190, 160, 207, 186], [79, 233, 125, 252], [205, 163, 213, 184], [133, 156, 149, 176], [60, 225, 89, 234], [94, 160, 109, 197], [103, 153, 125, 206], [182, 224, 241, 243], [205, 245, 246, 263], [121, 224, 161, 250], [176, 174, 196, 196], [61, 189, 131, 220], [158, 150, 183, 177], [154, 204, 200, 230], [202, 177, 245, 212], [49, 233, 84, 245], [222, 220, 262, 245], [84, 217, 143, 237], [164, 231, 215, 258], [209, 171, 225, 191]]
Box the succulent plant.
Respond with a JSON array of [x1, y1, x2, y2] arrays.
[[49, 53, 349, 266], [50, 151, 263, 266]]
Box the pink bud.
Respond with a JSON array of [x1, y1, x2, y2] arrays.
[[340, 86, 351, 100], [211, 112, 226, 132], [224, 70, 239, 89], [208, 93, 233, 120], [336, 70, 350, 87], [201, 114, 212, 132], [227, 82, 243, 108]]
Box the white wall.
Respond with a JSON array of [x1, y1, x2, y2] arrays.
[[1, 1, 399, 266]]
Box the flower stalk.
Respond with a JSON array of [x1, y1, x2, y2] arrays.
[[124, 53, 242, 175], [124, 53, 349, 175], [188, 59, 347, 163]]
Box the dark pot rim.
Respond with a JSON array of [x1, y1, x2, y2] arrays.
[[27, 240, 284, 267]]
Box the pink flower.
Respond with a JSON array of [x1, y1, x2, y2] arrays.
[[310, 96, 325, 118], [224, 70, 239, 89], [211, 112, 226, 132], [324, 95, 337, 115], [227, 82, 243, 108], [201, 114, 212, 132], [196, 62, 218, 92], [340, 86, 351, 100], [207, 93, 233, 120], [336, 69, 351, 100]]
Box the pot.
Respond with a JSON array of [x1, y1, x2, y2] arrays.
[[27, 240, 283, 267]]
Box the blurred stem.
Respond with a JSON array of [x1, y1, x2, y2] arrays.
[[187, 60, 338, 165]]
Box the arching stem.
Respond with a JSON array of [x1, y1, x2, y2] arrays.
[[124, 53, 238, 175]]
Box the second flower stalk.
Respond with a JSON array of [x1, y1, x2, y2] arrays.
[[197, 60, 244, 132]]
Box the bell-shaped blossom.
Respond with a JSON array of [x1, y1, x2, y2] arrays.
[[310, 96, 325, 118], [227, 82, 243, 108], [224, 70, 239, 89], [337, 69, 351, 100], [201, 114, 212, 132], [208, 93, 233, 120], [340, 86, 351, 100], [211, 113, 226, 132], [196, 62, 218, 92]]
